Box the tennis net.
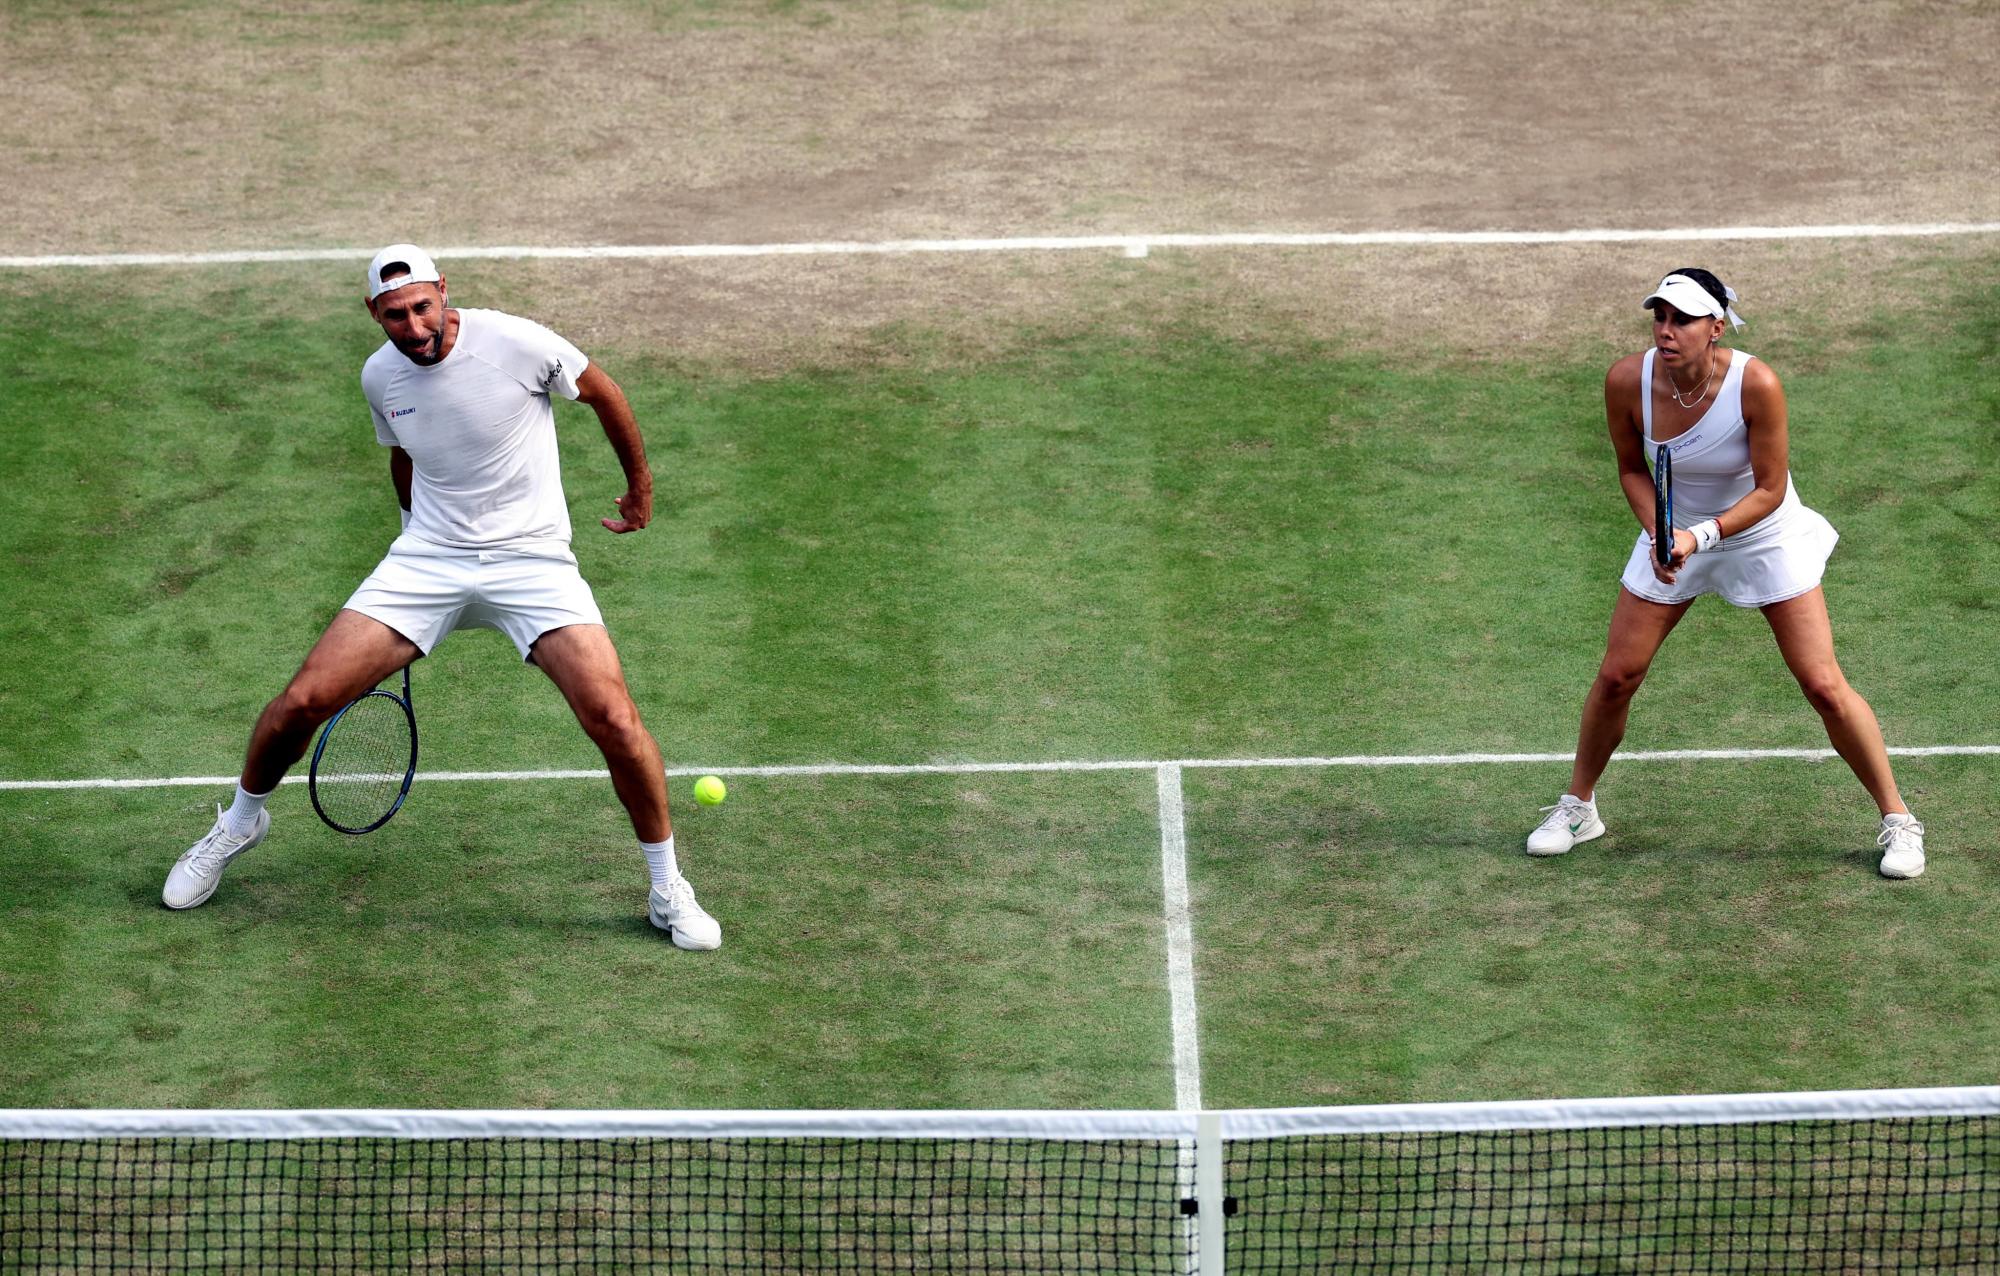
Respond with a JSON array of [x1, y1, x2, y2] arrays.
[[4, 1087, 1996, 1273]]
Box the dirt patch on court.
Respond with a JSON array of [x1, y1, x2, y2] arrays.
[[3, 0, 1995, 362], [13, 232, 1984, 376], [434, 231, 1992, 372]]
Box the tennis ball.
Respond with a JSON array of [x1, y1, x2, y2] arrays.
[[693, 775, 727, 807]]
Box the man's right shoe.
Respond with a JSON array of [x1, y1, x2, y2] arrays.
[[163, 805, 269, 909], [1526, 795, 1604, 857], [649, 876, 723, 951]]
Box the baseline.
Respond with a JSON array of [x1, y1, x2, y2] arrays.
[[4, 222, 1999, 271]]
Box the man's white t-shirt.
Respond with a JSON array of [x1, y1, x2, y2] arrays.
[[362, 308, 588, 561]]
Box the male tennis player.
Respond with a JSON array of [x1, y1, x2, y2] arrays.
[[162, 244, 722, 949]]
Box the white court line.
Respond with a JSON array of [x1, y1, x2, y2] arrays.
[[5, 744, 1997, 792], [1156, 763, 1204, 1273], [4, 222, 1999, 270], [1156, 764, 1203, 1113]]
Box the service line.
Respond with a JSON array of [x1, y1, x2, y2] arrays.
[[7, 744, 1997, 792], [4, 221, 2000, 270]]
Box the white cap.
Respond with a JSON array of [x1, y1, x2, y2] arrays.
[[366, 243, 442, 300], [1642, 273, 1744, 330]]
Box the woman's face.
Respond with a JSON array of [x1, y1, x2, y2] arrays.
[[1652, 303, 1726, 366]]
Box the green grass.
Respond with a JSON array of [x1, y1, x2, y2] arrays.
[[1, 773, 1172, 1108], [1, 256, 1996, 1110], [1188, 756, 2000, 1109]]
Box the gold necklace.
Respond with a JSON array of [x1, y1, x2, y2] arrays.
[[1664, 352, 1716, 410]]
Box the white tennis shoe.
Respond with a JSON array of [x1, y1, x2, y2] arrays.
[[1526, 795, 1604, 857], [163, 805, 269, 909], [1877, 814, 1926, 880], [649, 876, 722, 951]]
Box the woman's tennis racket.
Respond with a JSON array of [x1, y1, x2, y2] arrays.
[[309, 666, 418, 834], [1653, 443, 1674, 566]]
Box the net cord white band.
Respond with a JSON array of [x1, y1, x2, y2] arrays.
[[0, 1108, 1195, 1142], [1220, 1084, 2000, 1139], [8, 1085, 1997, 1142]]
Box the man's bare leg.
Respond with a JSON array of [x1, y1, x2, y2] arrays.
[[166, 610, 420, 909], [242, 609, 424, 793], [530, 623, 670, 841], [532, 624, 719, 948]]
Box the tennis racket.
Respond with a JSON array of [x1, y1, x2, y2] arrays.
[[1653, 442, 1674, 566], [309, 666, 418, 834]]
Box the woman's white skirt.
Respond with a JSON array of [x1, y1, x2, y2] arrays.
[[1620, 507, 1839, 608]]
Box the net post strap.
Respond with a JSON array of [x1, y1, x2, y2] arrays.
[[1194, 1111, 1225, 1276]]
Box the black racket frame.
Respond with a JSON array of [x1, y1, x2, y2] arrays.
[[308, 665, 418, 835]]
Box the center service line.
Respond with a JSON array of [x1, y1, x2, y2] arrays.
[[1156, 763, 1204, 1113], [1156, 762, 1208, 1276]]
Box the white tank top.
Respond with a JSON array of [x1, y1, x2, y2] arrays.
[[1641, 348, 1803, 548]]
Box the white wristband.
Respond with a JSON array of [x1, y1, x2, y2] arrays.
[[399, 506, 412, 531], [1689, 519, 1722, 554]]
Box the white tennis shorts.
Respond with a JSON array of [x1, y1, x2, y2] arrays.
[[344, 546, 604, 661], [1619, 507, 1840, 608]]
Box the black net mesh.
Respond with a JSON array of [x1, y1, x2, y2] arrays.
[[9, 1110, 1999, 1272], [1224, 1116, 2000, 1273], [1, 1136, 1191, 1274]]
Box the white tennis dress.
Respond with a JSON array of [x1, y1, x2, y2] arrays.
[[1619, 348, 1839, 607]]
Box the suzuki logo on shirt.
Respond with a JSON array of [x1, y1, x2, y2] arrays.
[[388, 407, 416, 419]]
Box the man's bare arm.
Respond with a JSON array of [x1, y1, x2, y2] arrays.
[[574, 363, 653, 533]]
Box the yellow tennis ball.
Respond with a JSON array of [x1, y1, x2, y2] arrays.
[[693, 775, 727, 806]]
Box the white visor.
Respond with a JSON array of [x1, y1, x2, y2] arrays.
[[1643, 274, 1744, 329], [367, 243, 442, 300]]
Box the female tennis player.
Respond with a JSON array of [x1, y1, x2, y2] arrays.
[[1525, 269, 1926, 878]]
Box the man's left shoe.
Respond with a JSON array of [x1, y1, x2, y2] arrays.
[[649, 876, 723, 950], [164, 805, 270, 909], [1877, 814, 1926, 880]]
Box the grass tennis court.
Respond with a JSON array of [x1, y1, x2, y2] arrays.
[[3, 254, 1996, 1113]]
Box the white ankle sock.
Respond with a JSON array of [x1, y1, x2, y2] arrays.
[[641, 835, 678, 891], [223, 784, 272, 838]]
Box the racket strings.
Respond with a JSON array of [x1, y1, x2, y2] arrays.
[[313, 692, 414, 831]]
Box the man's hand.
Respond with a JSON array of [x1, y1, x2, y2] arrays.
[[602, 488, 652, 533], [576, 365, 654, 535]]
